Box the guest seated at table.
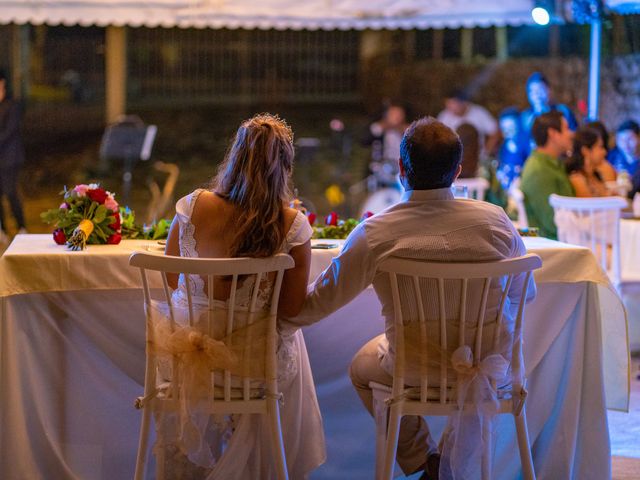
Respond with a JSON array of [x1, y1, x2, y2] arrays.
[[163, 113, 326, 478], [566, 126, 611, 197], [585, 120, 617, 183], [283, 117, 536, 480], [520, 111, 575, 240], [609, 119, 640, 178]]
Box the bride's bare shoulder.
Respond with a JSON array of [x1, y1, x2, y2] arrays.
[[192, 190, 229, 219], [283, 207, 300, 232]]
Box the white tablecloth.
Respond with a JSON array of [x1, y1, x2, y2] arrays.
[[0, 234, 630, 480]]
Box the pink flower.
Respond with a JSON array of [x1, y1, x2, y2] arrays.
[[104, 195, 118, 212], [59, 202, 70, 210], [73, 184, 89, 197]]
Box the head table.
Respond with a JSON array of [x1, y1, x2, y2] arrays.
[[0, 234, 629, 480]]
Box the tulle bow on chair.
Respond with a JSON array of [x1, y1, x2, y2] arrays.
[[440, 346, 510, 480]]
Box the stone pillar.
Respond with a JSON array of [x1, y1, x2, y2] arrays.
[[461, 28, 473, 64], [495, 26, 508, 61], [432, 29, 444, 60], [105, 26, 127, 124], [11, 24, 30, 100]]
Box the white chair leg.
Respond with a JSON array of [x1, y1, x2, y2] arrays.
[[134, 405, 152, 480], [481, 415, 492, 480], [267, 398, 289, 480], [371, 391, 388, 480], [382, 404, 402, 480], [514, 406, 536, 480]]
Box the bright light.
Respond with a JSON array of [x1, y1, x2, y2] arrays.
[[531, 7, 550, 25]]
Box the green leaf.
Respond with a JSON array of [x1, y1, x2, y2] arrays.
[[93, 205, 107, 224]]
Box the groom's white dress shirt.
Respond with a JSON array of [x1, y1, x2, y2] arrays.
[[288, 187, 535, 376]]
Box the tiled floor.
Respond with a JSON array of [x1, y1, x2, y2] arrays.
[[610, 356, 640, 479]]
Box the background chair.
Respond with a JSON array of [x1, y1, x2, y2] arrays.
[[549, 194, 627, 288], [129, 252, 294, 480], [508, 182, 529, 229], [453, 177, 490, 201], [370, 254, 542, 480]]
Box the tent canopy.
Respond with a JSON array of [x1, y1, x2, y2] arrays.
[[0, 0, 536, 29]]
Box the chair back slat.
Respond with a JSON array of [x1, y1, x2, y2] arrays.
[[458, 279, 468, 347], [183, 275, 195, 326], [492, 274, 513, 353], [473, 278, 492, 364], [380, 254, 542, 406], [437, 278, 447, 403], [412, 276, 429, 402], [223, 274, 239, 402], [389, 273, 406, 395], [512, 270, 534, 385]]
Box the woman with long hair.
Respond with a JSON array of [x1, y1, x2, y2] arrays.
[[163, 113, 325, 478], [566, 127, 611, 197]]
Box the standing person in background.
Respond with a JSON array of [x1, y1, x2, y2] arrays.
[[520, 111, 575, 240], [496, 107, 530, 190], [585, 120, 617, 183], [362, 102, 409, 190], [609, 120, 640, 178], [0, 69, 26, 243], [437, 89, 500, 157], [521, 72, 578, 146], [364, 102, 409, 164]]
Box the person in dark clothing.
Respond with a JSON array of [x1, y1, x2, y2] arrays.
[[496, 107, 530, 190], [0, 69, 26, 239], [609, 119, 640, 178], [521, 72, 578, 147]]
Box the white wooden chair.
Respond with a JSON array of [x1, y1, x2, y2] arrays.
[[371, 254, 542, 480], [549, 194, 628, 287], [508, 184, 529, 229], [129, 252, 295, 480], [453, 177, 490, 200]]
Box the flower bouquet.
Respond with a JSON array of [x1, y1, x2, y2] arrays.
[[41, 184, 122, 250], [310, 211, 373, 239]]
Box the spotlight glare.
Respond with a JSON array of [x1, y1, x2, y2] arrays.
[[531, 7, 550, 25]]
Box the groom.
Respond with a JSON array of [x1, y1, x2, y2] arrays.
[[284, 117, 534, 479]]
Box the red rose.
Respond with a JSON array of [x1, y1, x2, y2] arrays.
[[107, 233, 122, 245], [325, 212, 338, 226], [87, 188, 108, 204], [361, 211, 374, 220], [307, 212, 317, 225], [108, 212, 121, 231], [53, 228, 66, 245]]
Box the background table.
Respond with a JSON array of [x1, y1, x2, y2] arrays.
[[621, 218, 640, 352], [0, 235, 629, 480]]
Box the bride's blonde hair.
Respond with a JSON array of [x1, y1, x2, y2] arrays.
[[214, 113, 294, 258]]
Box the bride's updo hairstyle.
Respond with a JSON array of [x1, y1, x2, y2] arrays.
[[214, 113, 295, 258]]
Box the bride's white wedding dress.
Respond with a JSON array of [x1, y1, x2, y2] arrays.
[[155, 189, 326, 479]]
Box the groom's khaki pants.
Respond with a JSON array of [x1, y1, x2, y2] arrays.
[[349, 334, 438, 476]]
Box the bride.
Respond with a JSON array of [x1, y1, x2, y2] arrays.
[[161, 113, 326, 478]]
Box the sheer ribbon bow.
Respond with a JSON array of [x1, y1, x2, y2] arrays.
[[439, 346, 509, 480]]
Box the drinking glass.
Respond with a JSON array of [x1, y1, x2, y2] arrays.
[[451, 184, 469, 199]]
